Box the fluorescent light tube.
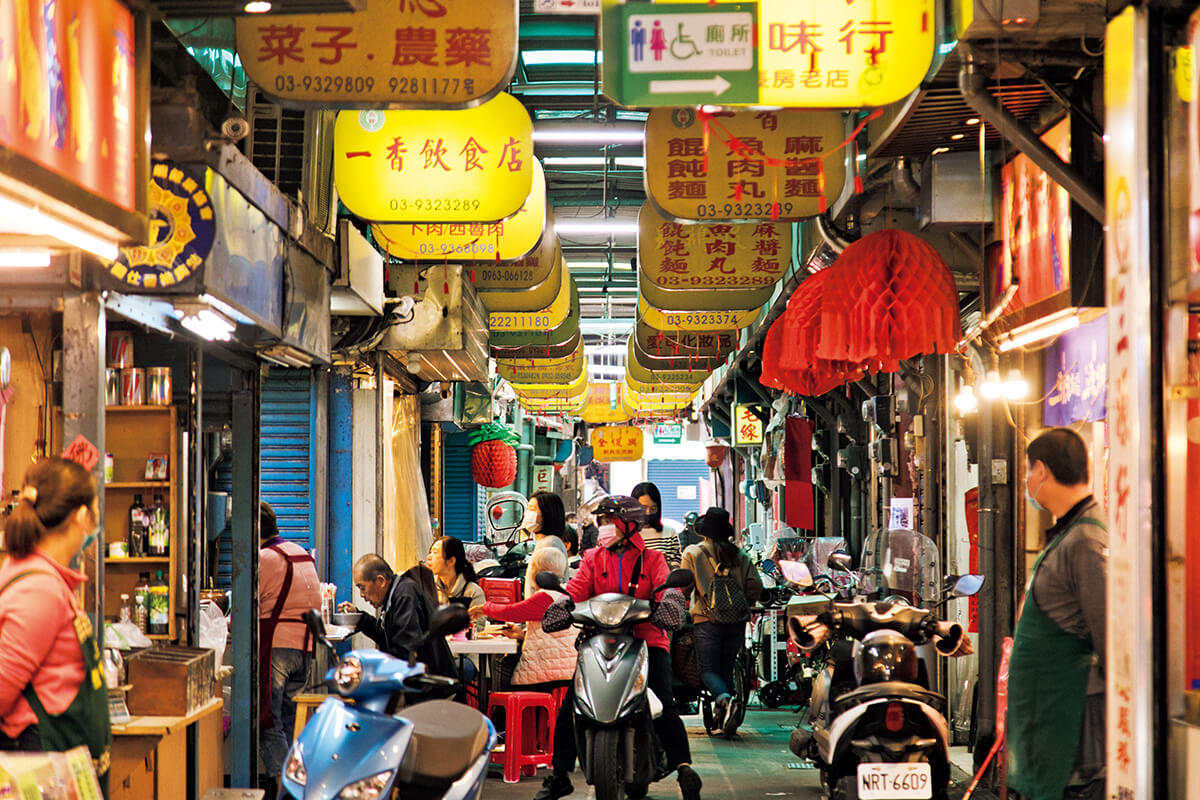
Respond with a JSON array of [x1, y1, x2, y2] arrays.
[[522, 50, 602, 66], [533, 126, 644, 145], [997, 315, 1080, 352], [0, 196, 119, 261], [0, 248, 51, 268], [555, 219, 640, 236]]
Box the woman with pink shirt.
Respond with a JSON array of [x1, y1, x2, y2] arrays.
[[0, 457, 110, 794]]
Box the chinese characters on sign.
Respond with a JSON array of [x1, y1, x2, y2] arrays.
[[636, 321, 737, 359], [236, 0, 517, 106], [639, 297, 761, 332], [497, 343, 585, 385], [480, 252, 565, 313], [732, 404, 763, 446], [0, 0, 137, 213], [1042, 316, 1108, 427], [333, 94, 533, 222], [373, 161, 547, 261], [645, 107, 846, 221], [638, 202, 791, 289], [487, 269, 572, 332], [590, 426, 645, 462]]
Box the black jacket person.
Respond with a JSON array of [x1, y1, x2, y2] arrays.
[[341, 555, 456, 679]]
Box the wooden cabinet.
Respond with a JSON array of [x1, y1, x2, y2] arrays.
[[103, 405, 179, 641]]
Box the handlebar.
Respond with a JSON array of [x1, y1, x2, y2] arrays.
[[404, 674, 461, 691]]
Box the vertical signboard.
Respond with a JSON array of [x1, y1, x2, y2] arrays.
[[1104, 8, 1153, 799]]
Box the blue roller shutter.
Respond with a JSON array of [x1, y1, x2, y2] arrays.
[[646, 460, 710, 523], [442, 431, 485, 542], [260, 369, 316, 550]]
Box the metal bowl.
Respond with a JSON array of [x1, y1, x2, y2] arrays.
[[332, 612, 362, 627]]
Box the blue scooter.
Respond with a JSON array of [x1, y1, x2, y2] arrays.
[[280, 605, 497, 800]]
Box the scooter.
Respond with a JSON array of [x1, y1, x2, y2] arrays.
[[787, 565, 982, 800], [537, 568, 694, 800], [279, 605, 497, 800]]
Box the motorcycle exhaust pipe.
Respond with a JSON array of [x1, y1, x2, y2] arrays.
[[788, 616, 829, 650], [934, 622, 965, 656]]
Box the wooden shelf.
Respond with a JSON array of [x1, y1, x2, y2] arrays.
[[106, 557, 171, 564], [145, 634, 172, 640], [105, 405, 172, 413], [106, 481, 171, 489]]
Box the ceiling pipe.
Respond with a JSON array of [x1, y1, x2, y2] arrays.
[[816, 212, 851, 254], [958, 59, 1104, 223], [891, 157, 921, 208]]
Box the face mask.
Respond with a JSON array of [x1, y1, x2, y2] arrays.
[[522, 510, 540, 531], [1025, 474, 1047, 513], [597, 523, 622, 549]]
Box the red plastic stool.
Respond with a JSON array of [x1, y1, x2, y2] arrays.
[[549, 685, 569, 715], [487, 691, 557, 783]]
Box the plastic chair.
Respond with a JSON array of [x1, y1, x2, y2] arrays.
[[486, 691, 556, 783]]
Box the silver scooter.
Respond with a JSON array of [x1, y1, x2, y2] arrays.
[[537, 568, 694, 800]]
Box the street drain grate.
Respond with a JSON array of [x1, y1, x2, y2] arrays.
[[786, 762, 817, 770]]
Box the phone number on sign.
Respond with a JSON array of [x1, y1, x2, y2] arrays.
[[491, 315, 552, 329], [693, 201, 795, 219], [272, 75, 476, 97], [652, 275, 776, 288], [662, 312, 743, 327], [389, 198, 483, 213]]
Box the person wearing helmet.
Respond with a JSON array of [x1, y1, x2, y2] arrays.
[[532, 495, 702, 800]]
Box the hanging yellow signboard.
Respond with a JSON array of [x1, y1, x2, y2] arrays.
[[470, 230, 560, 291], [490, 282, 580, 348], [334, 94, 533, 222], [622, 383, 696, 413], [518, 392, 588, 414], [491, 330, 581, 360], [511, 371, 590, 399], [638, 203, 790, 289], [582, 383, 630, 424], [642, 276, 774, 312], [636, 321, 738, 359], [732, 404, 764, 446], [488, 270, 571, 331], [480, 252, 565, 313], [645, 108, 846, 222], [235, 0, 517, 108], [654, 0, 936, 108], [625, 372, 702, 396], [373, 160, 546, 261], [628, 338, 719, 386], [639, 297, 761, 332], [590, 426, 644, 462], [497, 342, 585, 385]]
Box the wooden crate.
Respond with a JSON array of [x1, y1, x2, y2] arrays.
[[126, 646, 214, 717]]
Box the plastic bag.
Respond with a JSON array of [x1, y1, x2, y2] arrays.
[[105, 621, 152, 649], [199, 602, 228, 670]]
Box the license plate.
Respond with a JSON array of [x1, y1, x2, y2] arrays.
[[856, 762, 932, 799]]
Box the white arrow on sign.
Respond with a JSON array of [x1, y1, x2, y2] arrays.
[[648, 75, 732, 96]]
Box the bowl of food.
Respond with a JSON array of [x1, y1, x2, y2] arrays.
[[332, 612, 362, 628]]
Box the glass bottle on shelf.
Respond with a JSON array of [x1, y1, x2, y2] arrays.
[[149, 570, 169, 636], [128, 494, 146, 558], [134, 574, 150, 633], [148, 494, 168, 558], [119, 593, 132, 624]]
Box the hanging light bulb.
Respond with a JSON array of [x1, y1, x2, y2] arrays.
[[1002, 369, 1030, 400], [954, 385, 978, 414], [979, 369, 1004, 400]]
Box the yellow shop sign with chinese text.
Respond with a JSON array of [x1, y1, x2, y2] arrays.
[[582, 383, 631, 424], [511, 371, 589, 399], [373, 160, 546, 260], [470, 229, 560, 291], [334, 93, 532, 222], [645, 108, 846, 222], [733, 403, 764, 446], [636, 321, 738, 359], [638, 297, 761, 332], [638, 202, 790, 289], [497, 342, 585, 385], [480, 252, 565, 313], [488, 269, 571, 331], [236, 0, 517, 108], [591, 426, 645, 462]]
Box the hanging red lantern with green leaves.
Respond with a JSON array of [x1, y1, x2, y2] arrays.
[[469, 423, 520, 488]]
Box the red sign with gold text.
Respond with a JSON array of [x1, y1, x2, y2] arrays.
[[0, 0, 136, 212], [998, 119, 1071, 315]]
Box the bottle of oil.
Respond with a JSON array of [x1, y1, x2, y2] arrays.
[[128, 494, 146, 558], [149, 570, 169, 636], [148, 494, 168, 557], [133, 573, 151, 633]]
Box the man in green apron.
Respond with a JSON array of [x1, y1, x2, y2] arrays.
[[1007, 428, 1107, 800]]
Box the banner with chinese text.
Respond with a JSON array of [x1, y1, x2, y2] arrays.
[[334, 94, 533, 222], [236, 0, 517, 107], [1042, 315, 1107, 427], [645, 108, 845, 221]]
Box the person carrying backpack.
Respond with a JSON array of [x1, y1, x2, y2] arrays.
[[679, 507, 762, 739]]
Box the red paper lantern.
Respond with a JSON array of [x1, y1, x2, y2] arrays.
[[471, 439, 517, 488]]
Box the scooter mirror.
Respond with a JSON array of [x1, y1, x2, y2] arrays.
[[952, 574, 985, 597], [426, 604, 470, 640], [302, 609, 332, 650], [828, 551, 854, 572], [535, 570, 564, 592], [663, 568, 695, 590]]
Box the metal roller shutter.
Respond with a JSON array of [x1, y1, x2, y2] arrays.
[[260, 369, 316, 550], [646, 459, 710, 524], [442, 431, 485, 542]]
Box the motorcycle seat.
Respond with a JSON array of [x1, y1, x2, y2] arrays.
[[400, 700, 490, 786], [831, 682, 947, 716]]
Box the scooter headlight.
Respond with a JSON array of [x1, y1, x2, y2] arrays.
[[334, 656, 363, 694], [589, 596, 634, 626], [284, 749, 306, 786], [338, 770, 394, 800]]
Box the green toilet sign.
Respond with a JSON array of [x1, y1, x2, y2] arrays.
[[652, 422, 684, 444], [602, 1, 759, 106]]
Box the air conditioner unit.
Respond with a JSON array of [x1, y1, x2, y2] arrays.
[[379, 265, 489, 383], [246, 88, 335, 235]]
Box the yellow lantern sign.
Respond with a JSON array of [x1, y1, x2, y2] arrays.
[[489, 282, 579, 348], [645, 109, 846, 222], [334, 93, 533, 222], [622, 383, 696, 414], [582, 383, 630, 424], [488, 270, 571, 331], [641, 276, 774, 312], [590, 426, 644, 463], [518, 390, 588, 414], [627, 338, 719, 386], [511, 371, 589, 399], [470, 231, 560, 291], [491, 330, 581, 360], [636, 321, 738, 359], [732, 403, 763, 446], [639, 297, 760, 332], [638, 202, 790, 289], [373, 160, 546, 261], [497, 342, 584, 385], [654, 0, 936, 108], [480, 252, 565, 313], [625, 372, 702, 396], [235, 0, 517, 108]]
